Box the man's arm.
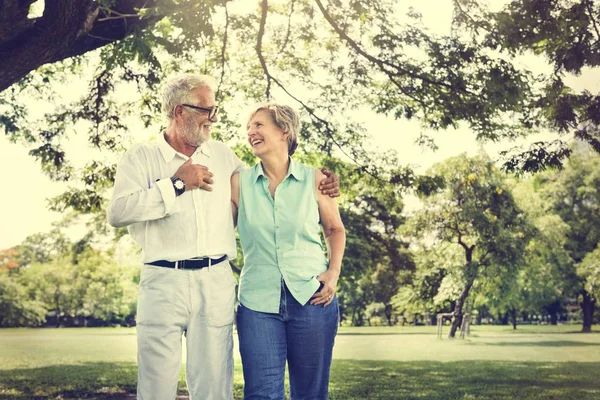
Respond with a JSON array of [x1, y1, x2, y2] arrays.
[[107, 151, 177, 228], [108, 153, 216, 228]]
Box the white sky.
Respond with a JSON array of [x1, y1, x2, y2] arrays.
[[0, 1, 598, 250]]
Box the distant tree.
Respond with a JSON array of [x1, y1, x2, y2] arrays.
[[579, 247, 600, 302], [0, 248, 20, 270], [511, 175, 573, 324], [337, 159, 415, 326], [14, 230, 71, 266], [77, 249, 138, 324], [411, 154, 532, 337], [534, 145, 600, 331], [0, 271, 46, 327], [393, 245, 454, 324], [364, 258, 414, 326], [19, 256, 75, 327]]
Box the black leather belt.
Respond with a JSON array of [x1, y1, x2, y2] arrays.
[[147, 255, 227, 270]]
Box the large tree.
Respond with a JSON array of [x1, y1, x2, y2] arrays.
[[3, 0, 596, 225], [0, 0, 224, 92]]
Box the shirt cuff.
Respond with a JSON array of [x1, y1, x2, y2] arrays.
[[156, 178, 176, 215]]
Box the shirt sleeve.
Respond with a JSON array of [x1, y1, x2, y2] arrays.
[[107, 148, 177, 228]]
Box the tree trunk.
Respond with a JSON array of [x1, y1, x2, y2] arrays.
[[500, 311, 509, 325], [448, 279, 474, 338], [581, 290, 596, 333], [385, 304, 393, 326], [54, 292, 61, 328], [511, 307, 517, 330]]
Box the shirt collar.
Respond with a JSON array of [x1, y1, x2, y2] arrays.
[[157, 132, 213, 163], [194, 140, 213, 159], [252, 157, 304, 183], [157, 132, 178, 163]]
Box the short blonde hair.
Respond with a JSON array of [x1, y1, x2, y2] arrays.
[[248, 103, 299, 156], [161, 73, 217, 121]]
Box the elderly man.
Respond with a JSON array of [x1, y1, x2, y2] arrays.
[[107, 73, 339, 400]]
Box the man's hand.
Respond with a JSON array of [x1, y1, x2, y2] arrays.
[[319, 168, 340, 198], [175, 159, 214, 191]]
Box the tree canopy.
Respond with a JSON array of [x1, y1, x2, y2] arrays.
[[1, 0, 598, 221]]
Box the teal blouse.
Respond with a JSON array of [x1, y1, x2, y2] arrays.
[[237, 159, 328, 313]]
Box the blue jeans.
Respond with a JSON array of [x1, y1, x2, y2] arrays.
[[236, 283, 339, 400]]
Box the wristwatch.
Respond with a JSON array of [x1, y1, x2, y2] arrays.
[[170, 176, 186, 196]]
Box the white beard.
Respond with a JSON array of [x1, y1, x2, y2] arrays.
[[181, 120, 209, 147]]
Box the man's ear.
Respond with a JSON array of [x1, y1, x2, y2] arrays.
[[174, 104, 184, 119], [282, 131, 289, 142]]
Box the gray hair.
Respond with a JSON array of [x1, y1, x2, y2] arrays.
[[161, 73, 217, 121], [248, 103, 300, 156]]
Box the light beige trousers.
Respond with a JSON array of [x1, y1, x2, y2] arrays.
[[135, 260, 237, 400]]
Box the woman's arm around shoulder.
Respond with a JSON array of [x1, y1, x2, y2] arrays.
[[231, 172, 240, 227]]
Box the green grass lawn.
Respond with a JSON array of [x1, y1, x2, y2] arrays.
[[0, 325, 598, 399]]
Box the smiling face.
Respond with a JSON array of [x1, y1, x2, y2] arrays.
[[177, 86, 218, 148], [246, 110, 289, 158]]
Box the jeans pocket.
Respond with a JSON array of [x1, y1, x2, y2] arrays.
[[314, 280, 325, 295]]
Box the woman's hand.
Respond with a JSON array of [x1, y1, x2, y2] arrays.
[[310, 269, 339, 307]]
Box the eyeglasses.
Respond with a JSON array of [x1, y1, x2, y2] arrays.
[[181, 104, 219, 120]]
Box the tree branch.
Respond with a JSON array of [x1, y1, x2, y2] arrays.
[[256, 0, 272, 99], [585, 0, 600, 43], [253, 1, 372, 171], [314, 0, 472, 95], [278, 0, 296, 54], [0, 0, 37, 42], [451, 0, 494, 34], [0, 0, 163, 93], [216, 2, 229, 99]]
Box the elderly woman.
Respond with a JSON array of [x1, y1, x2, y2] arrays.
[[230, 103, 346, 400]]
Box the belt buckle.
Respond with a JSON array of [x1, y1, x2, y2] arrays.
[[175, 260, 180, 270]]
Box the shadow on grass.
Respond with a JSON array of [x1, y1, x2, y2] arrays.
[[337, 332, 435, 336], [330, 360, 600, 400], [478, 330, 600, 336], [476, 340, 600, 347], [0, 362, 139, 400], [0, 362, 246, 400], [1, 360, 599, 400]]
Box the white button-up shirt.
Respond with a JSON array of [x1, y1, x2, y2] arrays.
[[108, 134, 246, 263]]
